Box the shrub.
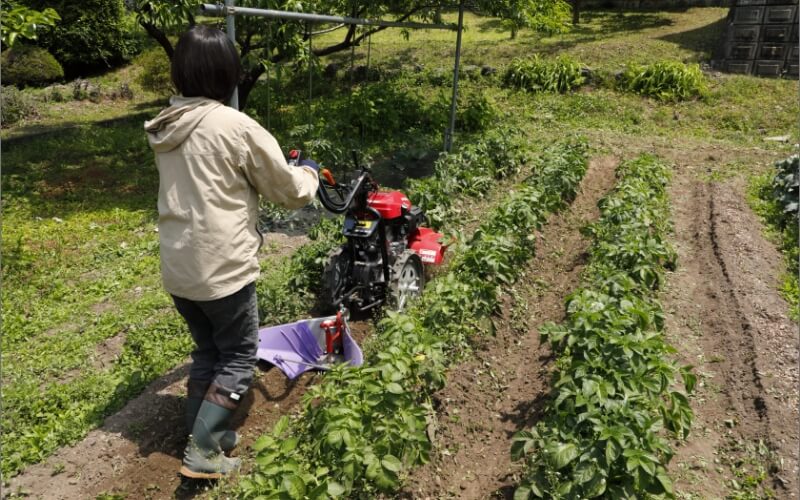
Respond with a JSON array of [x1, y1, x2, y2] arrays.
[[617, 60, 708, 102], [503, 55, 586, 93], [334, 81, 427, 140], [1, 44, 64, 87], [429, 89, 498, 133], [24, 0, 142, 75], [135, 47, 174, 96], [1, 86, 38, 126]]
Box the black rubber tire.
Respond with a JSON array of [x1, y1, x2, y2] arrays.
[[321, 245, 352, 311], [388, 250, 424, 311]]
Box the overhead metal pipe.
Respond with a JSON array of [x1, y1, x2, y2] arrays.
[[201, 4, 456, 31]]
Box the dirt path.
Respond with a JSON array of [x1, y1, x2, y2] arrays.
[[3, 359, 320, 500], [400, 156, 620, 499], [664, 173, 799, 499]]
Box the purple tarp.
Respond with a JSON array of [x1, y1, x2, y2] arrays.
[[256, 316, 363, 379]]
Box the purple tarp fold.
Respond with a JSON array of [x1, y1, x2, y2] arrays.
[[256, 316, 363, 379]]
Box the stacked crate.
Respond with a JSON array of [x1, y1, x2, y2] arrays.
[[718, 0, 799, 77]]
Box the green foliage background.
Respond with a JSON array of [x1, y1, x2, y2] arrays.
[[1, 44, 64, 87], [22, 0, 142, 74]]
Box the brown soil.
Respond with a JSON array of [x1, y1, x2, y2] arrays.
[[4, 357, 326, 500], [400, 156, 620, 499], [663, 173, 799, 498]]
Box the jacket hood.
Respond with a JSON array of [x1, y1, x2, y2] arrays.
[[144, 96, 224, 153]]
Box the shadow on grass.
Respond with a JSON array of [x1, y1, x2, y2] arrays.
[[658, 16, 727, 60], [505, 10, 675, 57], [2, 99, 165, 143], [477, 18, 507, 34], [2, 113, 159, 218]]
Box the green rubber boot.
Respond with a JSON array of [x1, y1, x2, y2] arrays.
[[185, 397, 239, 452], [180, 400, 241, 479]]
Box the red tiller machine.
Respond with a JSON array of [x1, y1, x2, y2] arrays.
[[257, 151, 447, 378]]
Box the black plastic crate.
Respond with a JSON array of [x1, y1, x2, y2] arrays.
[[731, 24, 761, 41], [761, 24, 792, 42], [754, 59, 784, 76], [758, 43, 789, 59], [728, 43, 759, 59], [734, 6, 765, 23], [764, 5, 797, 23], [726, 60, 754, 73]]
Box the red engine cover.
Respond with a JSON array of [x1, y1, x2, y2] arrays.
[[409, 228, 447, 265], [367, 191, 411, 220]]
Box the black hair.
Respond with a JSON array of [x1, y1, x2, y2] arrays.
[[171, 25, 242, 102]]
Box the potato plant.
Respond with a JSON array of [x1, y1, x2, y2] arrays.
[[233, 139, 589, 499], [512, 155, 694, 499], [407, 126, 533, 229]]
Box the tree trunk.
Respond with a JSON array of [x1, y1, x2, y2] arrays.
[[140, 20, 174, 59], [572, 0, 581, 25], [237, 64, 265, 112]]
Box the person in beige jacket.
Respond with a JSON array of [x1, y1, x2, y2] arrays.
[[144, 25, 318, 479]]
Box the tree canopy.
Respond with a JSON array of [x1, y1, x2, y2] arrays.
[[132, 1, 570, 110], [1, 1, 60, 49]]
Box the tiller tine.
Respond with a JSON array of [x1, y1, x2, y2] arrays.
[[256, 311, 363, 379]]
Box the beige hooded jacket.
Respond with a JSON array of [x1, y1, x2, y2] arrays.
[[145, 96, 318, 301]]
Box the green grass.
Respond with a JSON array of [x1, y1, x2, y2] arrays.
[[2, 6, 798, 477], [1, 121, 192, 475], [748, 169, 800, 322]]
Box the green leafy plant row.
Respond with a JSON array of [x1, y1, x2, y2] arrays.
[[407, 126, 532, 229], [616, 60, 708, 102], [231, 139, 589, 499], [512, 154, 694, 499], [502, 55, 586, 94]]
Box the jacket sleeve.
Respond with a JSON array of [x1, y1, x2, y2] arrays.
[[238, 122, 318, 209]]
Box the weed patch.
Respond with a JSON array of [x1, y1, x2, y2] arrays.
[[617, 60, 708, 102], [503, 55, 586, 94], [748, 156, 799, 321]]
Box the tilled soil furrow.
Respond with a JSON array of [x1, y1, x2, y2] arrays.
[[400, 156, 619, 500], [706, 189, 770, 430], [665, 175, 799, 498]]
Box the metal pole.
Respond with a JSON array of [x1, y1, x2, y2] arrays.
[[307, 22, 313, 129], [202, 3, 456, 31], [444, 2, 464, 152], [226, 0, 239, 110]]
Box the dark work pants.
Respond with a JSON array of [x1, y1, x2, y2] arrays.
[[172, 282, 259, 396]]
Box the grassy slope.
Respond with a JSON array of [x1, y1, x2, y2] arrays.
[[2, 7, 797, 478]]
